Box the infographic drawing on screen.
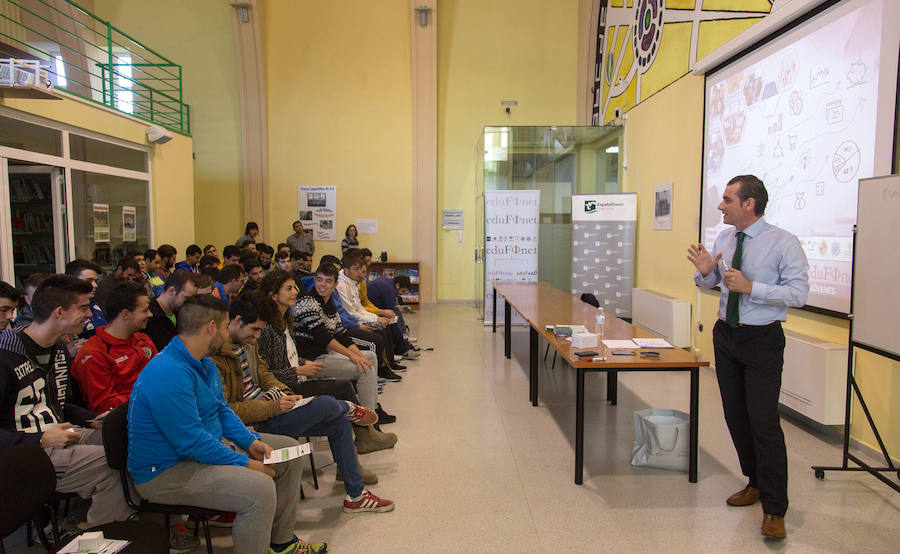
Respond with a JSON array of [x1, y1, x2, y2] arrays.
[[701, 0, 891, 314]]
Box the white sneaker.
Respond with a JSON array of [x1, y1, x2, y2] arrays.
[[402, 349, 420, 360], [406, 335, 418, 343], [393, 354, 404, 362]]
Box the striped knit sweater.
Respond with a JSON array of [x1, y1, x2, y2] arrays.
[[292, 291, 354, 360]]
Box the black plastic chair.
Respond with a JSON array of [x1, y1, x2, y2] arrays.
[[0, 442, 58, 553], [102, 402, 226, 554], [543, 292, 603, 369]]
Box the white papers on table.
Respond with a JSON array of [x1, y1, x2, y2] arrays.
[[631, 338, 674, 348], [289, 396, 317, 411], [264, 442, 313, 465], [58, 533, 129, 553], [601, 339, 639, 349]]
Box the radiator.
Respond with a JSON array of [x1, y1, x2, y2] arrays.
[[631, 288, 692, 348], [780, 330, 847, 425]]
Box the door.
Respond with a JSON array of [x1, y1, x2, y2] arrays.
[[474, 137, 485, 318]]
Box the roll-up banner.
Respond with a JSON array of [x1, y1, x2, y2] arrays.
[[571, 193, 637, 318], [484, 190, 540, 325]]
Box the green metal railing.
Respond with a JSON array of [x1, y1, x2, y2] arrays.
[[0, 0, 190, 134]]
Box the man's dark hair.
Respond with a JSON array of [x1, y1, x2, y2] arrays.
[[104, 280, 147, 321], [124, 250, 142, 261], [178, 294, 228, 334], [290, 249, 310, 262], [341, 249, 364, 269], [115, 258, 141, 273], [229, 297, 261, 326], [319, 254, 341, 267], [195, 274, 215, 290], [0, 281, 20, 302], [276, 242, 289, 251], [292, 220, 301, 227], [244, 222, 259, 234], [240, 239, 256, 249], [23, 273, 50, 291], [275, 250, 290, 262], [219, 264, 244, 284], [222, 245, 240, 260], [185, 244, 202, 257], [394, 275, 411, 289], [65, 259, 101, 277], [203, 244, 216, 254], [198, 255, 219, 272], [31, 275, 93, 323], [315, 262, 339, 280], [242, 258, 262, 273], [727, 174, 768, 216], [257, 243, 274, 255], [201, 266, 220, 279], [163, 269, 197, 294], [144, 249, 158, 262], [360, 248, 372, 258], [157, 244, 177, 260]]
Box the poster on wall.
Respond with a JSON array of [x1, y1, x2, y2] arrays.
[[122, 206, 136, 242], [298, 185, 337, 241], [653, 182, 673, 230], [92, 203, 110, 243], [571, 193, 637, 318], [356, 218, 378, 235], [483, 190, 540, 325]]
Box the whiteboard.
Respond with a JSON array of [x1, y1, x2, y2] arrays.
[[852, 175, 900, 357]]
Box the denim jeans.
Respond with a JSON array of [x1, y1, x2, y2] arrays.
[[257, 395, 364, 498]]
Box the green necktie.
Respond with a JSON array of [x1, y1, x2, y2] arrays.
[[725, 231, 745, 327]]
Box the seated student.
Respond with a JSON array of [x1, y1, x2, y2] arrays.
[[358, 248, 418, 358], [257, 243, 274, 272], [174, 244, 202, 274], [198, 255, 220, 274], [221, 244, 241, 267], [291, 250, 312, 283], [240, 241, 258, 257], [13, 273, 49, 327], [195, 273, 216, 295], [94, 258, 142, 320], [203, 244, 218, 259], [214, 264, 244, 305], [367, 273, 418, 348], [236, 221, 259, 247], [128, 295, 326, 554], [145, 270, 198, 350], [0, 275, 130, 526], [142, 249, 164, 298], [293, 266, 399, 454], [273, 250, 292, 274], [72, 280, 155, 414], [241, 258, 264, 293], [213, 298, 395, 498], [276, 243, 291, 257], [155, 244, 178, 281], [0, 281, 19, 332], [65, 260, 107, 341], [255, 270, 396, 454]]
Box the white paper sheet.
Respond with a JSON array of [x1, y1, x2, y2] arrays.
[[601, 339, 639, 349], [264, 442, 313, 464], [631, 338, 674, 348]]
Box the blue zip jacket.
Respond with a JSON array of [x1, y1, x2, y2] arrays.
[[79, 300, 107, 339], [300, 276, 359, 329], [127, 336, 260, 484]]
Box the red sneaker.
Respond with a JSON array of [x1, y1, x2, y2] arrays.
[[207, 511, 236, 527], [343, 489, 395, 513], [345, 402, 377, 426]]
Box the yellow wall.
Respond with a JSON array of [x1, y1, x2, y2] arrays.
[[437, 0, 578, 299], [623, 74, 897, 457], [1, 95, 195, 251], [91, 0, 243, 252], [263, 0, 413, 262]]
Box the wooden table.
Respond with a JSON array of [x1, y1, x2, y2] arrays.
[[492, 281, 709, 484]]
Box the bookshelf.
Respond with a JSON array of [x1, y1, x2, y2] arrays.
[[8, 170, 59, 287], [367, 261, 420, 309]]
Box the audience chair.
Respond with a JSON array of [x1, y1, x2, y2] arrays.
[[0, 442, 59, 553], [543, 293, 603, 369], [102, 402, 226, 554]]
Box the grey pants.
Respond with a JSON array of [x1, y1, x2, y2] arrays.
[[50, 427, 134, 526], [134, 433, 303, 554], [310, 350, 378, 410]]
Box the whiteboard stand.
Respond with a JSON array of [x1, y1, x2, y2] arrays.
[[811, 221, 900, 492]]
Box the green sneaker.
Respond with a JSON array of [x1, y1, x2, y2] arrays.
[[269, 535, 328, 553]]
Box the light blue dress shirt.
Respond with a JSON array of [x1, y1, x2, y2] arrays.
[[695, 217, 810, 325]]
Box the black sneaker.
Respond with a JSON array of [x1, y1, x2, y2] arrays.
[[376, 403, 397, 424], [378, 366, 402, 382], [390, 362, 407, 371]]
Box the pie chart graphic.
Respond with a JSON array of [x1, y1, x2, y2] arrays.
[[832, 140, 860, 183]]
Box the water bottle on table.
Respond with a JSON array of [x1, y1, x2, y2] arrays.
[[595, 307, 606, 336]]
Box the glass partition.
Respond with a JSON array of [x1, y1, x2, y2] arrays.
[[478, 126, 623, 309]]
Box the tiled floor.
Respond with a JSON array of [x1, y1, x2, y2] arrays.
[[8, 303, 900, 552]]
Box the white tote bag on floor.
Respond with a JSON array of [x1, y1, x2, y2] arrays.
[[631, 408, 690, 471]]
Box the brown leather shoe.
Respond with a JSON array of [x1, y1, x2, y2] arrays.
[[726, 485, 760, 506], [761, 514, 786, 539]]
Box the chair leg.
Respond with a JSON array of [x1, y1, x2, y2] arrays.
[[306, 437, 318, 490], [203, 521, 213, 554], [300, 484, 305, 500], [551, 351, 558, 369], [543, 343, 550, 361]]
